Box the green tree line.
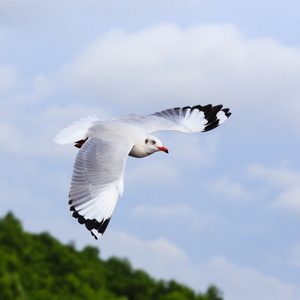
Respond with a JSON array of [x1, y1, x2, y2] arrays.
[[0, 212, 224, 300]]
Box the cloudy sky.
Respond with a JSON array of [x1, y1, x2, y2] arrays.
[[1, 1, 300, 299]]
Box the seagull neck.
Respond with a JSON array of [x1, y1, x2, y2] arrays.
[[129, 144, 151, 158]]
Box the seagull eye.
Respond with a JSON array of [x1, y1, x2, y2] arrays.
[[151, 140, 156, 145], [145, 139, 149, 144]]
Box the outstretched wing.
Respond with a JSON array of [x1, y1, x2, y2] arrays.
[[69, 137, 133, 239], [117, 104, 231, 134]]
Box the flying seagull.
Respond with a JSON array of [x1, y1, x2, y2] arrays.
[[55, 104, 231, 239]]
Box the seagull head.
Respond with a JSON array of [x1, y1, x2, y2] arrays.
[[145, 135, 169, 154], [129, 135, 168, 158]]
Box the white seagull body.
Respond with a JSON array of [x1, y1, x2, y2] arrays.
[[55, 104, 231, 239]]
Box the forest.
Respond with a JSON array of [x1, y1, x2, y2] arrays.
[[0, 212, 224, 300]]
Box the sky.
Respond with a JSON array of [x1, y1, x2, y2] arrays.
[[1, 1, 300, 299]]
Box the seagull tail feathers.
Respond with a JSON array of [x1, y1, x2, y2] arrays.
[[54, 115, 99, 145]]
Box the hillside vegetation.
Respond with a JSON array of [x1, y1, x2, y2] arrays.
[[0, 212, 224, 300]]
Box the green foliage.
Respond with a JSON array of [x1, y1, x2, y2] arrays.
[[0, 212, 224, 300]]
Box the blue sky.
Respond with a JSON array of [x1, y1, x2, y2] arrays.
[[1, 1, 300, 299]]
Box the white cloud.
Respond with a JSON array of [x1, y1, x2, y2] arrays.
[[211, 176, 253, 201], [0, 65, 17, 91], [98, 230, 189, 281], [208, 256, 296, 300], [248, 163, 300, 189], [248, 163, 300, 215], [60, 23, 300, 124], [272, 187, 300, 215], [131, 203, 228, 234]]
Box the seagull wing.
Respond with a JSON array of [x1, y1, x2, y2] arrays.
[[69, 137, 133, 239], [117, 104, 231, 134]]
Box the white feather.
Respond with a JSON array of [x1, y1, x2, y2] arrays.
[[54, 115, 99, 145]]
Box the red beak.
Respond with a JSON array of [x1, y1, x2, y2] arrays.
[[158, 146, 169, 153]]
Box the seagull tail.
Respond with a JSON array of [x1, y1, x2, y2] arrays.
[[54, 115, 99, 145]]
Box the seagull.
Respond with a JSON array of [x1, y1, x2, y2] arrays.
[[55, 104, 231, 239]]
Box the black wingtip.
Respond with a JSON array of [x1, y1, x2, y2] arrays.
[[72, 210, 111, 238], [222, 108, 231, 118], [190, 104, 231, 132], [203, 119, 220, 132], [90, 230, 98, 240]]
